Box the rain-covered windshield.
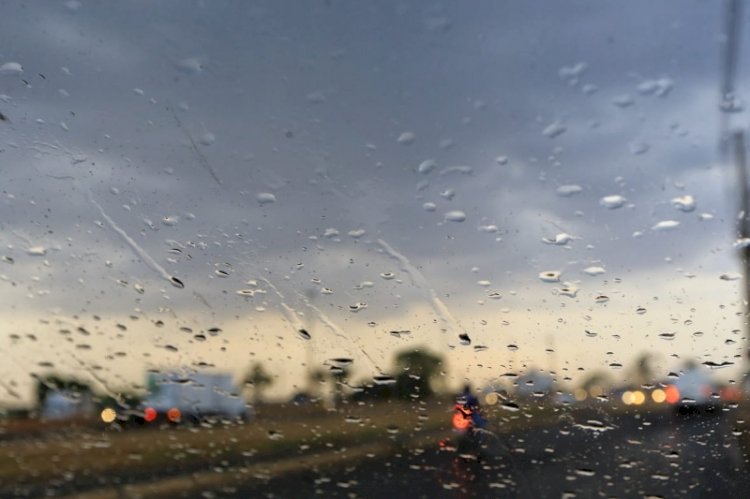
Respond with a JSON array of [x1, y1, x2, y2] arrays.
[[3, 1, 750, 497]]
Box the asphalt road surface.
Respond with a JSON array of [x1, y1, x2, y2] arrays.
[[240, 410, 750, 499]]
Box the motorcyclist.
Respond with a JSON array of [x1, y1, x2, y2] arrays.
[[455, 384, 487, 429]]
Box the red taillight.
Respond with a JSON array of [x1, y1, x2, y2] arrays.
[[167, 407, 181, 423], [452, 411, 471, 430], [144, 407, 157, 422], [665, 385, 680, 405]]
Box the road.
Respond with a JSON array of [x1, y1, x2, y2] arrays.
[[238, 410, 750, 498]]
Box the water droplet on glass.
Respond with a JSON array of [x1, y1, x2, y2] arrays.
[[583, 266, 606, 276], [417, 160, 437, 174], [720, 273, 742, 281], [702, 361, 733, 369], [380, 272, 395, 280], [585, 330, 597, 337], [162, 215, 179, 226], [423, 202, 437, 212], [373, 375, 397, 385], [507, 344, 519, 351], [444, 210, 466, 222], [539, 271, 561, 283], [556, 185, 583, 197], [170, 276, 185, 288], [327, 358, 354, 369], [636, 307, 647, 315], [440, 188, 456, 201], [256, 192, 276, 205], [651, 220, 679, 232], [26, 246, 47, 256], [594, 295, 609, 304], [542, 121, 566, 138], [558, 286, 578, 298], [658, 332, 676, 341], [164, 345, 178, 352], [500, 402, 520, 412], [215, 269, 231, 278], [612, 94, 635, 108], [349, 302, 367, 312], [134, 283, 145, 294], [348, 228, 367, 238], [297, 329, 311, 340], [397, 131, 416, 145], [176, 57, 204, 74], [609, 363, 623, 370], [458, 333, 471, 345], [0, 62, 23, 74], [575, 468, 596, 477], [600, 195, 626, 209], [672, 195, 696, 212]]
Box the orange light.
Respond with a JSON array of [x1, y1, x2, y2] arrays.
[[652, 389, 666, 403], [144, 407, 157, 422], [665, 385, 680, 405], [167, 407, 181, 423], [452, 411, 471, 430]]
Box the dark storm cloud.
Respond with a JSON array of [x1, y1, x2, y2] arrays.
[[0, 0, 743, 321]]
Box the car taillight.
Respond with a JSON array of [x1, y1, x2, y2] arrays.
[[144, 407, 157, 422], [167, 407, 181, 423]]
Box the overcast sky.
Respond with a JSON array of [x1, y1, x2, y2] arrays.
[[1, 0, 748, 405]]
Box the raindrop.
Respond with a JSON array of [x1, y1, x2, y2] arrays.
[[672, 195, 696, 212], [327, 358, 354, 369], [256, 192, 276, 205], [348, 228, 367, 238], [594, 295, 609, 304], [658, 332, 676, 341], [440, 188, 456, 200], [423, 202, 437, 212], [473, 345, 488, 352], [164, 345, 178, 352], [170, 276, 185, 288], [380, 272, 395, 280], [477, 280, 491, 287], [321, 287, 333, 295], [417, 160, 437, 174], [397, 131, 416, 145], [26, 246, 47, 256], [651, 220, 679, 232], [702, 361, 734, 369], [176, 57, 203, 74], [162, 215, 179, 226], [444, 210, 466, 222], [215, 269, 231, 278], [297, 329, 311, 340], [575, 468, 596, 477], [373, 375, 397, 385], [488, 292, 502, 299], [585, 330, 597, 337], [558, 286, 578, 298], [556, 185, 583, 197], [600, 195, 626, 209], [542, 121, 566, 138], [349, 302, 367, 312], [583, 266, 606, 276], [720, 273, 742, 281], [539, 271, 561, 283], [636, 307, 647, 315], [612, 94, 635, 107], [345, 416, 362, 424], [609, 363, 623, 370], [458, 333, 471, 345], [542, 233, 575, 245], [0, 62, 23, 74], [134, 283, 145, 294], [507, 344, 519, 351], [496, 156, 509, 165], [500, 402, 520, 412]]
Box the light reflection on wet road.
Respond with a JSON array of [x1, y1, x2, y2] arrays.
[[248, 411, 750, 498]]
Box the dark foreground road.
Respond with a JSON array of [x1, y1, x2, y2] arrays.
[[239, 411, 750, 499]]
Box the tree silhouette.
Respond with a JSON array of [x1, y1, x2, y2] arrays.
[[393, 348, 445, 400], [244, 363, 273, 405]]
